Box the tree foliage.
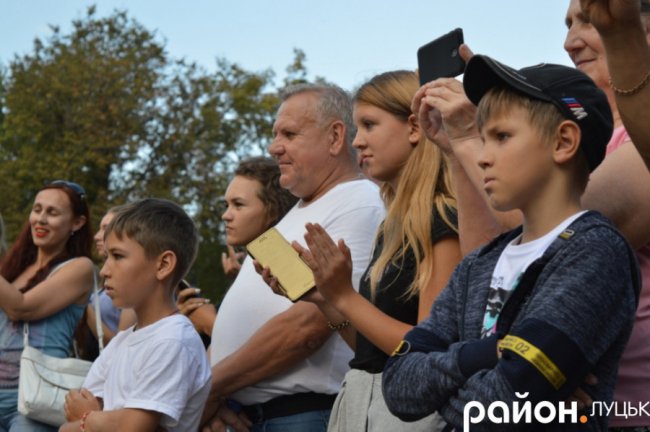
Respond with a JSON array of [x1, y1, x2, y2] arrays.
[[0, 7, 313, 301], [1, 7, 166, 230]]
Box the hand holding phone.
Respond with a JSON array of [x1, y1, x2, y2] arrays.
[[417, 28, 466, 86]]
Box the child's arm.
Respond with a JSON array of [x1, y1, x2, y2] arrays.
[[382, 227, 638, 428], [59, 408, 161, 432]]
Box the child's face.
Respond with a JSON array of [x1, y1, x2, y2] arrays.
[[478, 106, 555, 212], [100, 231, 159, 309], [352, 103, 416, 184]]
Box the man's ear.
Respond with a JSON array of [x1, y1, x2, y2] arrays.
[[328, 120, 347, 156], [553, 120, 581, 166], [156, 250, 177, 282], [407, 114, 422, 146]]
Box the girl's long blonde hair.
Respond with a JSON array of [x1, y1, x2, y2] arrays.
[[354, 70, 457, 300]]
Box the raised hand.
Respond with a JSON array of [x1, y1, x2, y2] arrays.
[[221, 245, 245, 278], [579, 0, 643, 34], [176, 286, 210, 316]]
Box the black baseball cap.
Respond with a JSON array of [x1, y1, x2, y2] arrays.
[[463, 55, 613, 172]]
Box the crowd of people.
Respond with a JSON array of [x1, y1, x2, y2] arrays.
[[0, 0, 649, 431]]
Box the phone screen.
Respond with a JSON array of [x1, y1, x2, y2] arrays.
[[417, 28, 465, 86]]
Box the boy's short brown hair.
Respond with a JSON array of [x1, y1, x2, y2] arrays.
[[105, 198, 198, 287]]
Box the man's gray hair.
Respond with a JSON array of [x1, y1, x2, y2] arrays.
[[280, 83, 356, 152]]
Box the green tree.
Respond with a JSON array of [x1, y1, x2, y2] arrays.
[[128, 59, 280, 300], [0, 7, 317, 301], [0, 6, 166, 234]]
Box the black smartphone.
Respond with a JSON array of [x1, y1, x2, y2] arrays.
[[417, 28, 465, 86], [642, 0, 650, 14], [177, 279, 199, 299]]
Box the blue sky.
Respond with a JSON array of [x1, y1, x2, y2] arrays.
[[0, 1, 575, 91]]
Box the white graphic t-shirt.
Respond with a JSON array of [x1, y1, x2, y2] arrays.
[[481, 211, 586, 338]]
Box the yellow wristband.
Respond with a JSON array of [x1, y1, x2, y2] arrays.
[[498, 335, 566, 390]]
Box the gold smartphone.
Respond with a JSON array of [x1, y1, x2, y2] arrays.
[[246, 227, 315, 302]]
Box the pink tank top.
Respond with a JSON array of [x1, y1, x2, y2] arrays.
[[608, 127, 650, 427]]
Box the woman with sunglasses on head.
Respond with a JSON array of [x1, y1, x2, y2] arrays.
[[0, 180, 94, 431]]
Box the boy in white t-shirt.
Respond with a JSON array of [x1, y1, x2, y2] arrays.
[[60, 198, 211, 432]]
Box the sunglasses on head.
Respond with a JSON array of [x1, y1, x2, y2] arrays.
[[48, 180, 87, 200]]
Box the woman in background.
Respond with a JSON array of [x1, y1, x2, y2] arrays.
[[76, 205, 137, 360], [0, 180, 94, 431], [177, 156, 298, 345]]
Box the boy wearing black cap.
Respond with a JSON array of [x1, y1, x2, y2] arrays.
[[382, 55, 640, 431]]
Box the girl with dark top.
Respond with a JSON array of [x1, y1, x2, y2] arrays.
[[265, 71, 462, 431]]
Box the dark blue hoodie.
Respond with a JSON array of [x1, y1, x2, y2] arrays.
[[382, 211, 640, 431]]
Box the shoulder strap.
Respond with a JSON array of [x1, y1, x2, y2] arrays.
[[495, 232, 572, 335], [93, 269, 104, 352], [495, 212, 620, 335], [23, 259, 76, 347], [24, 263, 105, 353], [47, 258, 77, 278], [23, 321, 30, 347]]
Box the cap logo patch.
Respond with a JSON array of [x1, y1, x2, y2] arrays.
[[561, 97, 588, 120]]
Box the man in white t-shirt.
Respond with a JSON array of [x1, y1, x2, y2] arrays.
[[202, 84, 385, 432]]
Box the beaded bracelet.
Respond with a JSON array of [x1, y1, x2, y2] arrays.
[[609, 69, 650, 96], [327, 320, 350, 331], [80, 411, 91, 432]]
